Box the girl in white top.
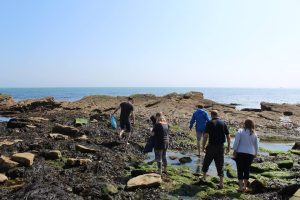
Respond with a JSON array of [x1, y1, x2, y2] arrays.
[[233, 119, 259, 192]]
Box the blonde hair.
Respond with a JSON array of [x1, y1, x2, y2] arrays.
[[156, 112, 167, 123]]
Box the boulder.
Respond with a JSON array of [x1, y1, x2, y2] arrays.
[[52, 124, 80, 136], [0, 173, 8, 183], [126, 173, 162, 190], [283, 111, 293, 116], [75, 144, 97, 153], [0, 156, 19, 171], [49, 133, 69, 140], [43, 150, 62, 160], [66, 158, 92, 167], [74, 118, 88, 126], [179, 157, 192, 164], [250, 162, 279, 173], [292, 142, 300, 150], [277, 160, 294, 169], [11, 153, 35, 167]]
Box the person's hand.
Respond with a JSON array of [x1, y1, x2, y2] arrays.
[[233, 151, 237, 159], [202, 146, 206, 153]]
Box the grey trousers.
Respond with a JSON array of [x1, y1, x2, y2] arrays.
[[155, 149, 167, 170]]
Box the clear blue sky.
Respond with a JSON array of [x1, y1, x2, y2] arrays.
[[0, 0, 299, 88]]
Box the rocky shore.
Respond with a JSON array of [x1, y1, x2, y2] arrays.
[[0, 92, 299, 200]]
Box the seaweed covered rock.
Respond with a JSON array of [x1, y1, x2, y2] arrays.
[[261, 171, 295, 179], [292, 142, 300, 150], [277, 160, 293, 169], [179, 157, 192, 164], [250, 162, 279, 173], [43, 150, 62, 160]]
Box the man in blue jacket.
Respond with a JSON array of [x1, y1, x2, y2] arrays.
[[189, 104, 210, 157]]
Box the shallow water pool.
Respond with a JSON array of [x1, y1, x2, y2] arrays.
[[0, 116, 11, 122]]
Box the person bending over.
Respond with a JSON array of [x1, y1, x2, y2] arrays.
[[112, 97, 135, 144]]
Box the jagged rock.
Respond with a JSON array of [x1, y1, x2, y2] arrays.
[[0, 156, 19, 171], [75, 145, 97, 153], [52, 124, 80, 136], [49, 133, 69, 140], [179, 157, 192, 164], [292, 142, 300, 150], [66, 158, 92, 167], [0, 173, 8, 183], [43, 150, 62, 160], [11, 153, 35, 167], [126, 173, 162, 189], [7, 117, 48, 129], [277, 160, 293, 169]]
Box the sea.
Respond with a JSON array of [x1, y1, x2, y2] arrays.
[[0, 87, 300, 109]]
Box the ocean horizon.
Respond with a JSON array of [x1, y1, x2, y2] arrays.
[[1, 87, 300, 109]]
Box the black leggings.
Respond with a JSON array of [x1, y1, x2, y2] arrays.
[[202, 145, 224, 177], [236, 152, 254, 180]]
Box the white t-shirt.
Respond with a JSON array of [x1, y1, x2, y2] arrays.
[[233, 129, 258, 155]]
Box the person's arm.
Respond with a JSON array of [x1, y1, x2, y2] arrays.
[[224, 124, 231, 154], [254, 135, 258, 157], [131, 110, 135, 124], [202, 133, 209, 152], [232, 131, 240, 158], [112, 105, 120, 115], [189, 113, 195, 130], [205, 111, 210, 122]]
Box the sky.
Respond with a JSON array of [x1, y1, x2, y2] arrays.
[[0, 0, 300, 88]]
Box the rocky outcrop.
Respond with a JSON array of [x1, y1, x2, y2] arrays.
[[11, 153, 35, 167], [0, 94, 14, 110], [261, 102, 300, 116], [52, 124, 80, 137], [7, 117, 49, 129], [126, 173, 162, 190], [8, 97, 60, 112]]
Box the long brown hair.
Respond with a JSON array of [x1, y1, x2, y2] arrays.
[[244, 119, 255, 135]]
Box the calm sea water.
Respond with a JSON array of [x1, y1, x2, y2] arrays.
[[0, 87, 300, 109]]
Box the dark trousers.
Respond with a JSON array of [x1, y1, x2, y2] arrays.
[[155, 149, 167, 170], [236, 152, 254, 180], [202, 144, 224, 177]]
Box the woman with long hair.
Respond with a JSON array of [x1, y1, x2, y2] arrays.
[[153, 112, 169, 175], [233, 119, 259, 192]]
